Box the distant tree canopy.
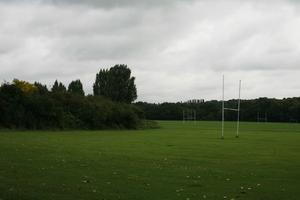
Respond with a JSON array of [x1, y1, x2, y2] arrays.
[[34, 82, 49, 95], [93, 64, 137, 103], [68, 80, 84, 96], [51, 80, 66, 93], [135, 97, 300, 123]]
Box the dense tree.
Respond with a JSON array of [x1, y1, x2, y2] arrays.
[[0, 80, 143, 130], [51, 80, 66, 93], [0, 66, 143, 130], [93, 65, 137, 103], [0, 83, 25, 128], [34, 82, 49, 95], [13, 79, 38, 94], [68, 80, 84, 96]]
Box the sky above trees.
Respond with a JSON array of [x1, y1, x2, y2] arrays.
[[0, 0, 300, 102]]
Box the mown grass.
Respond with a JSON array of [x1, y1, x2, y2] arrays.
[[0, 121, 300, 200]]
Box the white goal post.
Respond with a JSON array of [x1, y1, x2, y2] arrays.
[[221, 75, 241, 139], [183, 109, 196, 122]]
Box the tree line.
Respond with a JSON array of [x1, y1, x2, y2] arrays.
[[135, 97, 300, 123], [2, 63, 299, 130], [0, 65, 143, 130]]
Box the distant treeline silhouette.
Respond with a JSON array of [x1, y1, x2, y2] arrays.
[[136, 97, 300, 123]]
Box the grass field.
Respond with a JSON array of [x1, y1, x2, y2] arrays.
[[0, 121, 300, 200]]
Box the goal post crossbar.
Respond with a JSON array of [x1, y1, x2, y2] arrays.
[[224, 108, 239, 111]]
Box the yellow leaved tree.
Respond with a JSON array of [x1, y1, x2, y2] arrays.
[[13, 79, 38, 94]]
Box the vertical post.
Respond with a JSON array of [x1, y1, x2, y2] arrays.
[[183, 110, 185, 123], [221, 75, 225, 139], [236, 80, 241, 138]]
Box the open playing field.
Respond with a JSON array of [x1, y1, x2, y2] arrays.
[[0, 121, 300, 200]]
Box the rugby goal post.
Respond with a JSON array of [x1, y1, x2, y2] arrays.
[[221, 75, 241, 139], [183, 109, 196, 123]]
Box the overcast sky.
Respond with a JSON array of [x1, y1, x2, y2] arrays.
[[0, 0, 300, 102]]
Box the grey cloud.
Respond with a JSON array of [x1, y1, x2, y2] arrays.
[[0, 37, 22, 54], [0, 0, 197, 9], [48, 0, 197, 8], [0, 0, 300, 102]]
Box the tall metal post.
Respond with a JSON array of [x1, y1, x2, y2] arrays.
[[221, 75, 225, 139], [236, 80, 241, 138]]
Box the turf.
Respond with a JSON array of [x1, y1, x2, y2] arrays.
[[0, 121, 300, 200]]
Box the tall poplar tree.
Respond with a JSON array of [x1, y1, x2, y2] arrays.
[[93, 64, 137, 103]]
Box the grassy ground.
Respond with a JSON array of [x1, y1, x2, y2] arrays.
[[0, 121, 300, 200]]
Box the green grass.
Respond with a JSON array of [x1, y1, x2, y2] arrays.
[[0, 121, 300, 200]]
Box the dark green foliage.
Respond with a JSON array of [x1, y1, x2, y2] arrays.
[[136, 97, 300, 122], [34, 82, 49, 95], [0, 83, 26, 128], [68, 80, 84, 96], [0, 81, 143, 130], [51, 80, 66, 93], [93, 64, 137, 103], [51, 80, 59, 92], [0, 64, 141, 130]]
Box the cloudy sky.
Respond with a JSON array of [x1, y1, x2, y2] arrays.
[[0, 0, 300, 102]]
